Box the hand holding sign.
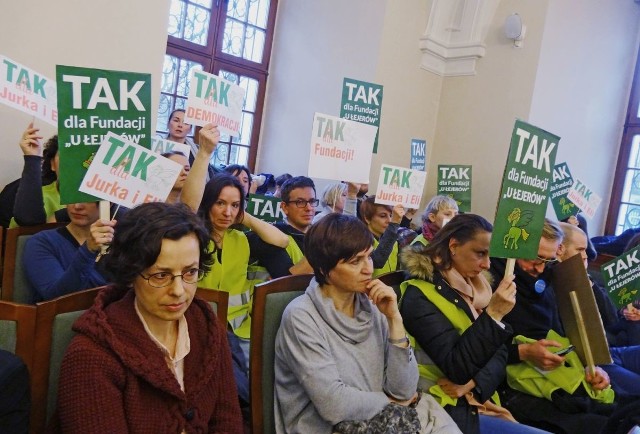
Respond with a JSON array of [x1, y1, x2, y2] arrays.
[[19, 122, 43, 156]]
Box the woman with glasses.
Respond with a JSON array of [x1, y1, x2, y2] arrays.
[[359, 196, 405, 278], [54, 202, 242, 433], [400, 214, 550, 434]]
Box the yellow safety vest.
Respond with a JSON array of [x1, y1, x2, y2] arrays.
[[506, 331, 614, 404], [410, 234, 428, 247], [372, 238, 398, 278], [399, 278, 501, 407]]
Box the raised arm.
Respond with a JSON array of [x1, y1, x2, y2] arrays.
[[13, 122, 47, 226], [240, 213, 289, 248], [181, 124, 219, 212]]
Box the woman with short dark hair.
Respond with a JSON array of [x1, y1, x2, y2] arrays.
[[54, 202, 242, 433], [274, 213, 460, 433]]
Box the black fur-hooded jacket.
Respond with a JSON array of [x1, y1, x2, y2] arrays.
[[399, 245, 513, 404]]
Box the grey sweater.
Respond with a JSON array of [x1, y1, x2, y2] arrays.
[[274, 279, 418, 434]]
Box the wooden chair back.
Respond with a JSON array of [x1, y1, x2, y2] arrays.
[[2, 223, 65, 303], [0, 300, 37, 373], [30, 286, 103, 433], [250, 274, 312, 434], [195, 287, 229, 329]]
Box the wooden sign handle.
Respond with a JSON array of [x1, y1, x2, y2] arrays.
[[569, 291, 595, 376], [99, 200, 110, 255], [505, 257, 516, 279]]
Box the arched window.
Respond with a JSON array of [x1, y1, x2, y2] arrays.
[[157, 0, 277, 171]]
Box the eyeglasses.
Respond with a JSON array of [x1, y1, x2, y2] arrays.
[[284, 198, 319, 208], [139, 268, 204, 288], [529, 256, 558, 267]]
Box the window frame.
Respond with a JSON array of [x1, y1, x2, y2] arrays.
[[606, 44, 640, 234]]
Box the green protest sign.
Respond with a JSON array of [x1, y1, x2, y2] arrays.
[[601, 246, 640, 308], [437, 165, 472, 212], [340, 77, 383, 153], [550, 162, 577, 220], [246, 194, 284, 223], [56, 65, 151, 204], [410, 139, 426, 171], [489, 120, 559, 259]]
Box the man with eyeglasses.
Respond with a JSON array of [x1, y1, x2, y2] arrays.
[[248, 176, 317, 278], [489, 218, 614, 434]]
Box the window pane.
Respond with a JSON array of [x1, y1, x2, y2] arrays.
[[222, 19, 245, 58], [238, 113, 253, 145], [157, 94, 175, 135], [192, 0, 212, 7], [161, 55, 179, 93], [212, 142, 230, 166], [226, 0, 249, 21], [243, 27, 265, 63], [183, 4, 211, 46], [628, 135, 640, 168], [168, 0, 187, 39], [247, 0, 270, 28], [617, 203, 640, 234], [229, 145, 249, 166], [238, 76, 258, 111]]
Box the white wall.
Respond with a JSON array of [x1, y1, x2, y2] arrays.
[[529, 0, 640, 234], [0, 0, 169, 188]]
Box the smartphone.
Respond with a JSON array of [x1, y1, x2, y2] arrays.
[[555, 345, 576, 356]]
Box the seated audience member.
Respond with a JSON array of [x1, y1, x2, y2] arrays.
[[224, 164, 256, 197], [255, 173, 276, 195], [11, 122, 64, 227], [274, 213, 460, 434], [23, 202, 111, 302], [489, 219, 616, 434], [411, 195, 459, 247], [273, 173, 292, 198], [249, 176, 317, 278], [558, 222, 640, 398], [360, 196, 405, 277], [161, 151, 190, 204], [165, 108, 216, 181], [0, 350, 30, 434], [561, 213, 597, 261], [53, 202, 242, 433], [401, 214, 549, 434], [312, 181, 358, 223], [197, 174, 288, 337]]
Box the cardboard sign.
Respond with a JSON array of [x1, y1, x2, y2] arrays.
[[79, 132, 181, 208], [0, 55, 57, 126], [601, 245, 640, 308], [184, 70, 244, 136], [551, 254, 612, 365], [567, 178, 602, 219], [437, 165, 472, 212], [307, 112, 377, 183], [56, 65, 151, 204], [340, 77, 383, 153], [151, 137, 191, 157], [410, 139, 426, 171], [246, 194, 284, 223], [550, 162, 578, 220], [374, 164, 426, 209], [490, 120, 559, 259]]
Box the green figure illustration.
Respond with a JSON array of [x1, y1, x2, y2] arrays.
[[503, 208, 533, 250], [618, 287, 638, 305], [558, 197, 576, 215], [446, 194, 463, 207], [82, 152, 96, 169]]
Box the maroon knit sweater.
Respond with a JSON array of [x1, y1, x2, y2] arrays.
[[50, 285, 243, 433]]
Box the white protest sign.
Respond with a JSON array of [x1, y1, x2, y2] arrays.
[[0, 55, 57, 126], [307, 112, 377, 183], [184, 70, 244, 136], [375, 164, 427, 208], [79, 132, 182, 208], [151, 136, 191, 157], [567, 178, 602, 219]]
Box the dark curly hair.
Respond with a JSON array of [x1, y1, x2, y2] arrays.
[[198, 173, 245, 234], [102, 202, 213, 287], [424, 213, 493, 271], [42, 135, 58, 185], [304, 213, 373, 286]]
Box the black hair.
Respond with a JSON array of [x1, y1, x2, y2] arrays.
[[42, 135, 58, 185], [198, 173, 245, 233], [102, 202, 212, 287], [424, 213, 493, 271], [275, 173, 292, 187], [280, 176, 316, 202], [223, 164, 252, 184], [304, 213, 373, 285]]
